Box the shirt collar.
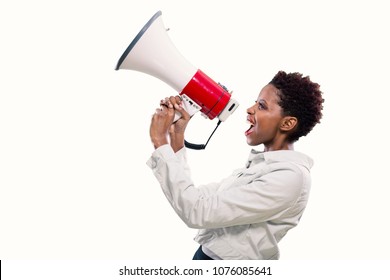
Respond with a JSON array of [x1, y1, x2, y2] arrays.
[[246, 149, 314, 170]]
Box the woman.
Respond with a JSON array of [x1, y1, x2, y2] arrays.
[[147, 71, 324, 260]]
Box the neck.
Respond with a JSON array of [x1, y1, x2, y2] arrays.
[[264, 142, 294, 152]]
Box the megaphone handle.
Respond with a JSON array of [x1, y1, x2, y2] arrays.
[[173, 94, 201, 122], [173, 111, 182, 123]]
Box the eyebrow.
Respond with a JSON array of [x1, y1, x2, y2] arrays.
[[257, 98, 268, 105]]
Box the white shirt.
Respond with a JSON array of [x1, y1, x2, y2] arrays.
[[147, 144, 313, 260]]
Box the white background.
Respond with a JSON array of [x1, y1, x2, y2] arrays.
[[1, 0, 389, 260]]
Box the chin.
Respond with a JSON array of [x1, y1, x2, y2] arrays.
[[246, 138, 257, 146], [246, 135, 263, 147]]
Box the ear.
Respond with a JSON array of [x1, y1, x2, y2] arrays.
[[280, 116, 298, 132]]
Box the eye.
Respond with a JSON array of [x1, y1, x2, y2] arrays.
[[258, 101, 266, 110]]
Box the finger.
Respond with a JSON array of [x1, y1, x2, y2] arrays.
[[162, 97, 173, 109], [158, 103, 175, 119], [168, 96, 179, 107], [159, 98, 170, 108], [154, 107, 162, 115], [174, 102, 191, 120], [175, 95, 182, 104]]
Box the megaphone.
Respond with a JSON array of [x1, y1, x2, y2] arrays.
[[115, 10, 239, 123]]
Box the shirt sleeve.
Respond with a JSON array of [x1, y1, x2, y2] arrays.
[[147, 144, 305, 229]]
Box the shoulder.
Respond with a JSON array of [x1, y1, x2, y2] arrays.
[[264, 150, 313, 171]]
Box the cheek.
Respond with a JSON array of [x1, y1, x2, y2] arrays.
[[255, 117, 280, 134]]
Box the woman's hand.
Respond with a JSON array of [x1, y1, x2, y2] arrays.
[[149, 99, 175, 149], [167, 96, 191, 152], [149, 96, 190, 151]]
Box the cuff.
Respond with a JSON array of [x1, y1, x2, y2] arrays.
[[146, 144, 177, 169]]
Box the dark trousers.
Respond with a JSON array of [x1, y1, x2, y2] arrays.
[[192, 246, 214, 260]]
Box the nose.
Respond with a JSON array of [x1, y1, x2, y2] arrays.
[[246, 103, 255, 115]]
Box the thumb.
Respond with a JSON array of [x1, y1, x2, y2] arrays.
[[174, 103, 191, 121]]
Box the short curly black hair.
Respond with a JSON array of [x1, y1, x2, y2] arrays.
[[269, 71, 324, 142]]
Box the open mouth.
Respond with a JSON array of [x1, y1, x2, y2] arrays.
[[245, 125, 254, 136], [245, 116, 255, 136]]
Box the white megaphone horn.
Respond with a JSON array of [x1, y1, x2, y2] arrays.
[[116, 11, 239, 149], [115, 10, 239, 121]]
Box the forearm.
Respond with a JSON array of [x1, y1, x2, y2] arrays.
[[169, 132, 185, 153], [150, 135, 169, 150]]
